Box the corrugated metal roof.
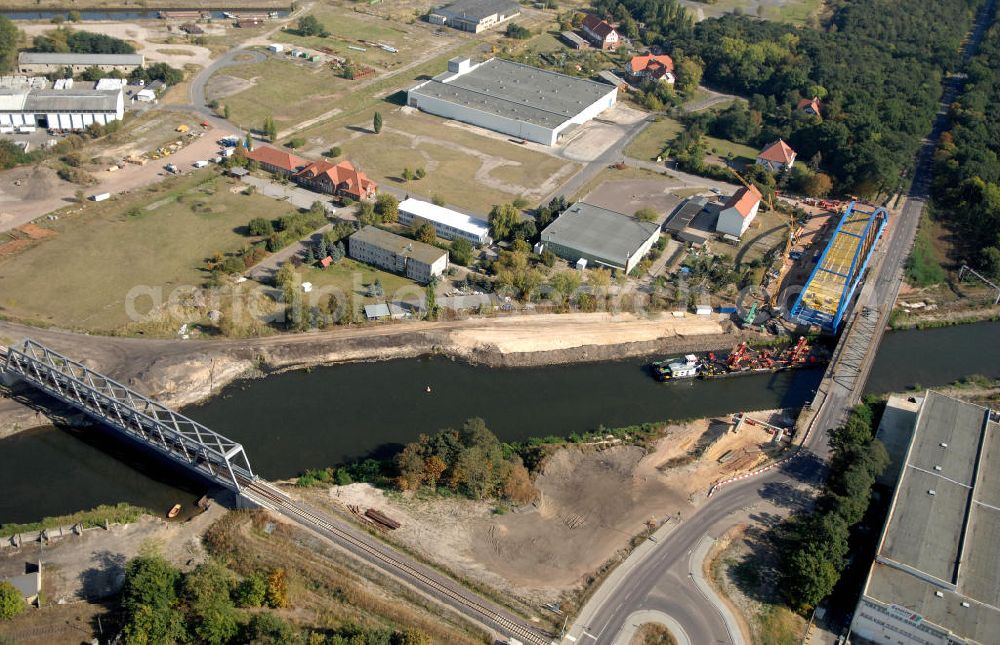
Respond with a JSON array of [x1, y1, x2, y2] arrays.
[[0, 89, 27, 111], [23, 89, 121, 112]]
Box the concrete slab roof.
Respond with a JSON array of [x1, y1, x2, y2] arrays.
[[865, 391, 1000, 641], [540, 202, 659, 266], [410, 58, 616, 129], [23, 89, 120, 112], [18, 52, 143, 66], [351, 225, 447, 266]]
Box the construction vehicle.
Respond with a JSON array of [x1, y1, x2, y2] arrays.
[[743, 301, 759, 326], [175, 124, 190, 133]]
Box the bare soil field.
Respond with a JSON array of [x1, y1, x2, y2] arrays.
[[299, 416, 788, 609]]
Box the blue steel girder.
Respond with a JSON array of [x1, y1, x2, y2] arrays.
[[790, 202, 888, 332], [833, 204, 888, 329]]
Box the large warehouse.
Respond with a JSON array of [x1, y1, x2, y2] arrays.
[[539, 202, 660, 273], [849, 391, 1000, 645], [0, 87, 124, 129], [18, 52, 144, 75], [427, 0, 520, 33], [407, 57, 618, 146]]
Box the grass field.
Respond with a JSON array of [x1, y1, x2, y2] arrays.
[[321, 110, 577, 212], [213, 57, 350, 128], [275, 7, 428, 70], [625, 117, 685, 161], [293, 258, 422, 307], [0, 171, 300, 331]]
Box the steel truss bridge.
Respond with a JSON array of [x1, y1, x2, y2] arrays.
[[2, 339, 255, 491], [0, 339, 551, 645], [791, 201, 888, 331]]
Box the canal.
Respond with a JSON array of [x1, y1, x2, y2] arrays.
[[1, 321, 998, 525]]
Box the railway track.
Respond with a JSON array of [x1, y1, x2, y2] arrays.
[[241, 479, 551, 645]]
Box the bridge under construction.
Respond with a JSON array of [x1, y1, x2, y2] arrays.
[[790, 201, 888, 332], [1, 339, 550, 645]]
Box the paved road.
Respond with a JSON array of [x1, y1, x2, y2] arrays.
[[563, 1, 997, 640]]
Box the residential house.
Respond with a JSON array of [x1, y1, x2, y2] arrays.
[[580, 14, 619, 50], [244, 145, 308, 177], [348, 226, 448, 283], [293, 159, 377, 201], [625, 53, 675, 84], [797, 96, 822, 116], [756, 139, 797, 173], [715, 185, 762, 237]]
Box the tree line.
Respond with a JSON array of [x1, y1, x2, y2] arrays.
[[778, 400, 888, 610], [32, 27, 136, 54], [932, 4, 1000, 279]]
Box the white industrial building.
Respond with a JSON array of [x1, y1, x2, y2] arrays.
[[849, 391, 1000, 645], [427, 0, 520, 32], [0, 87, 124, 129], [17, 52, 144, 75], [407, 57, 618, 146], [399, 198, 492, 245], [539, 202, 660, 273]]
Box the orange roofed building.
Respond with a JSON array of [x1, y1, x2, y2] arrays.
[[626, 53, 674, 84], [756, 139, 797, 173], [716, 184, 762, 237], [244, 145, 308, 177], [580, 14, 619, 50], [293, 159, 377, 201], [797, 96, 822, 116]]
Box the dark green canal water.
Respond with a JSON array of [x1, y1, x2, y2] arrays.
[[1, 320, 997, 524]]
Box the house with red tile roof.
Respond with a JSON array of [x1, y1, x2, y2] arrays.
[[716, 184, 762, 237], [756, 139, 797, 173], [797, 96, 822, 116], [293, 159, 377, 201], [319, 256, 333, 268], [625, 53, 675, 84], [244, 146, 308, 177], [580, 14, 619, 50]]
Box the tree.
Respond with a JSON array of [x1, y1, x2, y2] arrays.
[[0, 582, 25, 620], [296, 14, 329, 37], [432, 194, 446, 206], [222, 103, 231, 120], [450, 237, 473, 266], [67, 10, 82, 22], [327, 146, 342, 157], [373, 111, 383, 134], [414, 167, 426, 180], [375, 192, 398, 222], [803, 172, 833, 197], [550, 270, 582, 302], [287, 136, 305, 149], [357, 200, 378, 226], [488, 203, 520, 241], [425, 283, 437, 319], [182, 562, 239, 645], [414, 220, 436, 243], [244, 613, 298, 645], [634, 207, 659, 222], [504, 23, 531, 39], [248, 217, 273, 236], [233, 572, 267, 607], [401, 167, 413, 182], [244, 133, 253, 151], [263, 115, 277, 142], [121, 555, 184, 645], [674, 55, 703, 96], [265, 569, 289, 608]]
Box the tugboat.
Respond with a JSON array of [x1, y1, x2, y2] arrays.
[[167, 504, 182, 519], [651, 354, 700, 381]]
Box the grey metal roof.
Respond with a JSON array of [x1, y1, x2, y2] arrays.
[[351, 225, 447, 266], [19, 52, 143, 66], [540, 202, 659, 266], [23, 89, 120, 112], [864, 391, 1000, 641], [664, 196, 707, 233], [410, 58, 616, 129], [431, 0, 519, 20]]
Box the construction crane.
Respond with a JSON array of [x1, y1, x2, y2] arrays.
[[727, 167, 774, 210]]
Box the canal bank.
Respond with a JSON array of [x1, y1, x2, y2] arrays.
[[0, 320, 997, 525]]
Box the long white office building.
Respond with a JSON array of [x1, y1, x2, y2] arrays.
[[399, 198, 492, 245], [407, 57, 618, 146], [0, 87, 124, 129]]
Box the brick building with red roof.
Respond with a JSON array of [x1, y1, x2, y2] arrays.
[[756, 139, 797, 173], [244, 146, 308, 177], [293, 159, 377, 201], [580, 14, 619, 50]]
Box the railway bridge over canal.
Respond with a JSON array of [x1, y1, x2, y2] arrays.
[[1, 338, 551, 645]]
